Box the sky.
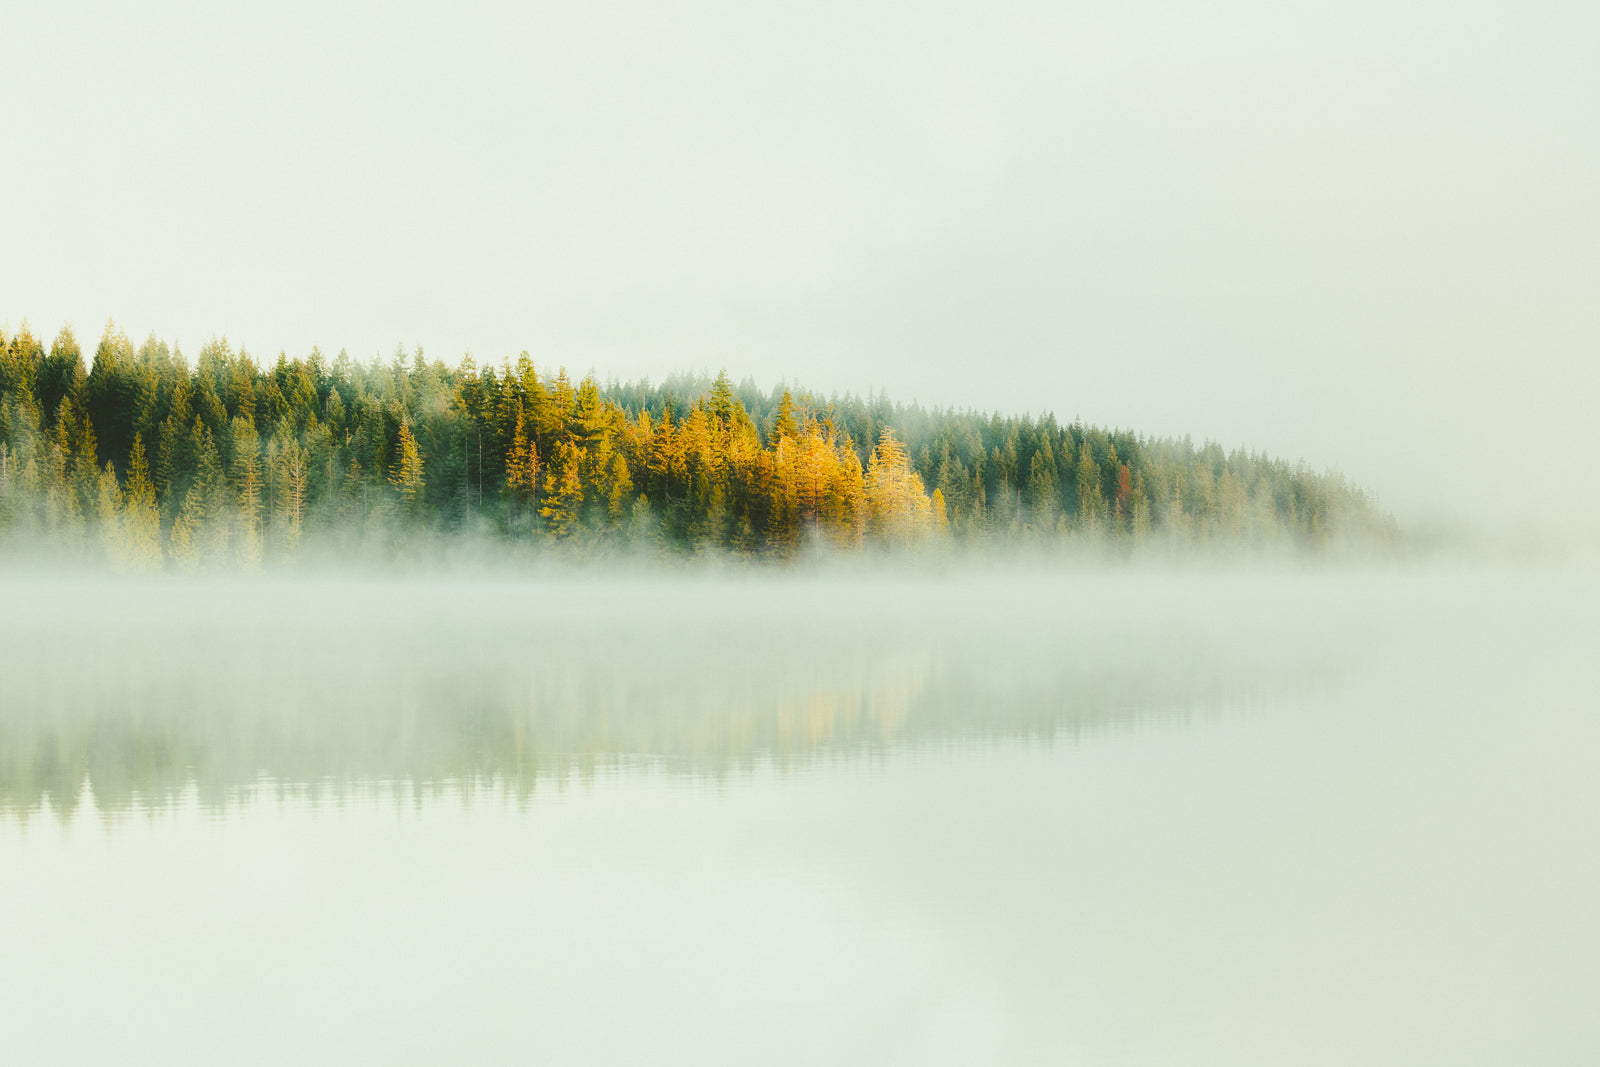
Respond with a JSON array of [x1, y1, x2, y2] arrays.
[[3, 0, 1596, 538]]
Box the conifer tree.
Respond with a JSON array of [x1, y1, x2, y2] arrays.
[[275, 436, 308, 550], [539, 438, 583, 539], [154, 415, 185, 521], [389, 420, 425, 517], [828, 434, 867, 549], [605, 451, 633, 525], [232, 416, 262, 567], [171, 425, 228, 569], [866, 428, 932, 548], [0, 442, 10, 532], [121, 434, 161, 569], [771, 388, 798, 445], [503, 403, 540, 534], [1130, 473, 1152, 544], [1165, 489, 1188, 553], [1075, 443, 1104, 537], [57, 395, 99, 513], [709, 370, 736, 428], [795, 428, 832, 526], [1028, 440, 1059, 526], [341, 451, 366, 524], [95, 461, 123, 565]]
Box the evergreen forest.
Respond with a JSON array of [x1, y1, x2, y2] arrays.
[[0, 321, 1397, 567]]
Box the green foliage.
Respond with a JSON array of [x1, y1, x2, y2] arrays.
[[388, 419, 425, 517], [121, 435, 161, 569], [0, 322, 1399, 565]]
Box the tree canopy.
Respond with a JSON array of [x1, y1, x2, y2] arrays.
[[0, 320, 1398, 566]]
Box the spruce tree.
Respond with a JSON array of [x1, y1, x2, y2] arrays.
[[503, 403, 540, 534], [865, 429, 932, 548], [538, 438, 583, 539], [605, 452, 633, 525], [95, 461, 123, 565], [1075, 443, 1104, 537], [232, 416, 262, 567], [122, 434, 161, 569], [771, 388, 798, 445], [389, 420, 425, 518], [275, 436, 308, 550]]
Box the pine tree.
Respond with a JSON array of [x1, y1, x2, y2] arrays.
[[503, 403, 540, 534], [95, 461, 123, 565], [605, 451, 633, 525], [121, 434, 161, 569], [1165, 488, 1188, 553], [865, 428, 932, 548], [1075, 443, 1104, 537], [1028, 440, 1059, 527], [57, 395, 99, 515], [1130, 473, 1152, 544], [389, 419, 425, 517], [709, 370, 736, 428], [795, 426, 832, 526], [172, 425, 229, 568], [232, 416, 262, 567], [828, 434, 866, 549], [154, 414, 185, 522], [275, 436, 308, 550], [770, 387, 798, 445], [539, 438, 583, 539]]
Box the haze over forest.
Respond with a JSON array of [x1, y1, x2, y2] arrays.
[[6, 0, 1597, 546], [3, 5, 1598, 1064], [0, 321, 1393, 566]]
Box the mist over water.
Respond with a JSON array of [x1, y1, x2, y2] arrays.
[[3, 563, 1597, 1064], [5, 0, 1594, 1058], [0, 566, 1337, 815]]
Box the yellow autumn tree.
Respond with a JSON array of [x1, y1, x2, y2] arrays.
[[503, 402, 540, 535], [539, 437, 583, 539], [865, 428, 932, 548], [825, 434, 866, 549], [389, 419, 425, 517]]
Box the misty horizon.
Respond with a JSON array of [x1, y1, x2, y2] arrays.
[[6, 0, 1597, 540], [4, 3, 1596, 1063]]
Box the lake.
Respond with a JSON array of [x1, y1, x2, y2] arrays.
[[2, 565, 1596, 1064]]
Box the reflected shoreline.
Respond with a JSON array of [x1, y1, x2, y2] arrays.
[[1, 660, 1296, 821], [0, 571, 1360, 820]]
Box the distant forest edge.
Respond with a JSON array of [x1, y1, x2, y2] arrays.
[[0, 321, 1397, 566]]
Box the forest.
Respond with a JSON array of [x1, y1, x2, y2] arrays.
[[0, 320, 1397, 566]]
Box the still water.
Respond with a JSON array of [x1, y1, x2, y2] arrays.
[[1, 566, 1596, 1065]]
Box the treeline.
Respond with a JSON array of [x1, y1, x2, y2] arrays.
[[0, 320, 1395, 566]]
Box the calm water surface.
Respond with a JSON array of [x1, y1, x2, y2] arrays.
[[1, 567, 1596, 1065]]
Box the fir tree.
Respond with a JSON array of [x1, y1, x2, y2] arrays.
[[389, 420, 425, 517], [122, 434, 161, 569], [503, 403, 540, 535], [275, 436, 308, 550], [866, 429, 932, 548], [232, 416, 262, 567], [539, 438, 583, 539]]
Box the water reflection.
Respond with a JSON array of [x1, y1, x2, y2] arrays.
[[0, 573, 1331, 818], [7, 570, 1596, 1066]]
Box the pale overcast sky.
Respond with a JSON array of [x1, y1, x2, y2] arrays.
[[3, 0, 1596, 537]]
